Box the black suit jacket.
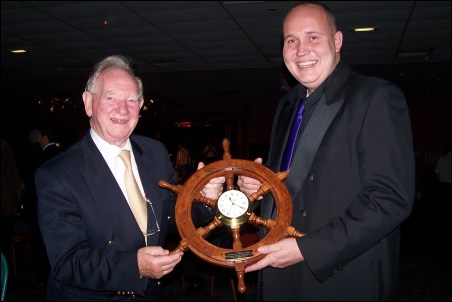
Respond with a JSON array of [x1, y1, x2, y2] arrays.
[[36, 132, 190, 300], [259, 62, 415, 301]]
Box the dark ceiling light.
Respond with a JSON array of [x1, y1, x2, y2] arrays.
[[397, 51, 430, 57], [396, 49, 432, 61], [151, 59, 178, 67]]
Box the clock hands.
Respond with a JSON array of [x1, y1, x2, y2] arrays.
[[233, 202, 246, 210], [228, 194, 247, 210]]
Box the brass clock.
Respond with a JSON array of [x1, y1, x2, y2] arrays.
[[215, 189, 251, 227]]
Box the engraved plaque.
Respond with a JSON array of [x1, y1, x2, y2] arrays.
[[225, 250, 254, 260]]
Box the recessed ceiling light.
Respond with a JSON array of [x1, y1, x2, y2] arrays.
[[351, 27, 377, 32], [11, 49, 27, 53]]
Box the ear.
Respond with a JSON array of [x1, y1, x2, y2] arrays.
[[334, 31, 343, 52], [82, 91, 93, 117]]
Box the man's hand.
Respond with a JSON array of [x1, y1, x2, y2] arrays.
[[198, 162, 225, 199], [244, 237, 304, 273], [138, 246, 183, 279], [238, 158, 263, 198]]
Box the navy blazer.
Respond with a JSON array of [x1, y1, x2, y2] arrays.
[[36, 133, 180, 300], [259, 62, 415, 301]]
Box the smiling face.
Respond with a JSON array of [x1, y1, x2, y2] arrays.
[[282, 3, 342, 94], [82, 68, 143, 147]]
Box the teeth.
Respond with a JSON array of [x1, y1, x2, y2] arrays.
[[299, 61, 317, 67]]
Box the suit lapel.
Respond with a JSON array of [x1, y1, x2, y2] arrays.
[[286, 95, 345, 199], [286, 62, 350, 200], [268, 88, 301, 172], [79, 134, 145, 245], [259, 94, 298, 220]]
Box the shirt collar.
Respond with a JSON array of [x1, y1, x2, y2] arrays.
[[90, 129, 132, 162]]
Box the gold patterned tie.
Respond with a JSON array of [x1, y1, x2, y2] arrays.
[[118, 150, 148, 236]]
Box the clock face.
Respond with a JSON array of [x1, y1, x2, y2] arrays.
[[217, 189, 250, 219]]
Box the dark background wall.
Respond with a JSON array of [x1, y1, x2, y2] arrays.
[[1, 63, 450, 184]]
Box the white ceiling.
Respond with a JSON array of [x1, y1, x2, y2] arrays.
[[1, 1, 451, 106]]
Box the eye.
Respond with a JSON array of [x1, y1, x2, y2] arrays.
[[309, 35, 319, 41], [106, 96, 115, 102], [286, 38, 296, 45], [128, 98, 142, 105]]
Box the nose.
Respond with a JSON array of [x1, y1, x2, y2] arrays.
[[116, 100, 129, 115], [296, 40, 310, 56], [297, 47, 309, 56]]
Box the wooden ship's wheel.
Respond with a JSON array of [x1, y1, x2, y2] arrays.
[[159, 138, 304, 294]]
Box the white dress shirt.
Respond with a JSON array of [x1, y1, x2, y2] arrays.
[[90, 129, 146, 205]]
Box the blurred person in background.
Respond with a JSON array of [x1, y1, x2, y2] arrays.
[[23, 128, 63, 286]]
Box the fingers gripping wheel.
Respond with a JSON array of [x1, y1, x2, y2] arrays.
[[159, 138, 304, 294]]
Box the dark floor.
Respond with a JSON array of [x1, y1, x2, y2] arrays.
[[4, 202, 450, 301]]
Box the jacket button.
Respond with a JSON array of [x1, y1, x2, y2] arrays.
[[107, 240, 113, 245], [300, 210, 307, 216], [308, 174, 314, 181]]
